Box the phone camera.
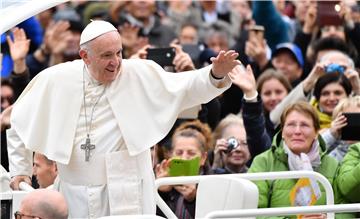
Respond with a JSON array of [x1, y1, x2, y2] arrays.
[[324, 63, 345, 74], [226, 137, 239, 153]]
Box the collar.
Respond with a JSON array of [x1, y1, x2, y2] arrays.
[[83, 65, 102, 86]]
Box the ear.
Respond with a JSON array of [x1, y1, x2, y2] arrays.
[[79, 49, 89, 65], [200, 152, 208, 166]]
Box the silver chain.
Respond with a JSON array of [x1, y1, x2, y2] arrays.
[[82, 67, 106, 138]]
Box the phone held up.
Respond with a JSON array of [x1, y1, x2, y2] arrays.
[[146, 47, 176, 68], [341, 113, 360, 141], [317, 1, 343, 27], [248, 25, 264, 42]]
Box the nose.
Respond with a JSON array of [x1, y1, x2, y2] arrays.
[[329, 92, 337, 101]]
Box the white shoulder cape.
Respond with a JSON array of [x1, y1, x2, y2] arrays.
[[11, 59, 229, 164]]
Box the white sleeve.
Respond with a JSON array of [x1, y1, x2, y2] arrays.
[[6, 127, 33, 177]]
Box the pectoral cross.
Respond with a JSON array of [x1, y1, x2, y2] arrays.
[[81, 137, 95, 162]]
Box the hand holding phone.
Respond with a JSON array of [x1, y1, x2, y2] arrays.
[[248, 25, 265, 42], [168, 157, 200, 177]]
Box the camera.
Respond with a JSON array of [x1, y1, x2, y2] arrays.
[[324, 63, 346, 74], [226, 137, 239, 153]]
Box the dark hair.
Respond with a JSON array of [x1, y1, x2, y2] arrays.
[[280, 101, 320, 132], [313, 72, 352, 100], [311, 37, 359, 66]]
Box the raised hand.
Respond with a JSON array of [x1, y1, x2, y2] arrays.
[[210, 50, 241, 78], [245, 39, 268, 69], [44, 20, 71, 55], [302, 62, 326, 93], [329, 113, 347, 139], [155, 159, 172, 192], [228, 64, 257, 98], [344, 68, 360, 95], [170, 43, 195, 72], [211, 138, 227, 169], [303, 3, 317, 34], [7, 27, 30, 62]]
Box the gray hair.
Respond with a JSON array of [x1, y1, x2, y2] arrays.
[[79, 41, 92, 54], [320, 51, 355, 69]]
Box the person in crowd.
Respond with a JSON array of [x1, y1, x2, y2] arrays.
[[322, 96, 360, 162], [1, 27, 31, 172], [33, 153, 58, 188], [211, 114, 251, 173], [337, 115, 360, 205], [248, 101, 354, 218], [312, 73, 352, 129], [116, 0, 177, 47], [228, 65, 283, 161], [270, 50, 359, 131], [155, 120, 213, 219], [7, 20, 239, 218], [16, 189, 68, 219], [293, 0, 360, 73], [270, 43, 304, 87], [255, 68, 292, 137]]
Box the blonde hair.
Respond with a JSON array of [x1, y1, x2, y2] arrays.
[[212, 114, 244, 144], [332, 96, 360, 119], [280, 101, 320, 132]]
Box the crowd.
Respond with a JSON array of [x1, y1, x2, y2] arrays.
[[1, 0, 360, 218]]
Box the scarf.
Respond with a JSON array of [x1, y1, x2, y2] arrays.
[[310, 98, 332, 129], [284, 140, 322, 206]]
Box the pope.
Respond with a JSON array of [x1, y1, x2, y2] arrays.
[[7, 20, 240, 218]]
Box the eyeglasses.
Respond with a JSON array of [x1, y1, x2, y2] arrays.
[[14, 211, 41, 219]]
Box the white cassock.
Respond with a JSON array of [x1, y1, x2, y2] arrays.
[[7, 59, 231, 218]]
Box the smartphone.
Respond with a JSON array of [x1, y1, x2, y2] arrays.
[[317, 1, 343, 27], [248, 25, 264, 42], [146, 47, 175, 67], [341, 113, 360, 140], [168, 157, 200, 177]]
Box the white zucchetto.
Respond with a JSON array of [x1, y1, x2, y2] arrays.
[[79, 20, 117, 45]]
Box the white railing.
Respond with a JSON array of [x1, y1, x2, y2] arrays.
[[155, 171, 338, 219], [205, 204, 360, 218]]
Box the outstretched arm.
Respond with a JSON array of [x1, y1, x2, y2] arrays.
[[210, 50, 241, 79], [7, 128, 33, 190]]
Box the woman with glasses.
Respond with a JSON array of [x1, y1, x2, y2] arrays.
[[247, 101, 353, 218], [211, 113, 251, 174]]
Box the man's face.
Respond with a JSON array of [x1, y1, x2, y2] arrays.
[[179, 26, 198, 45], [321, 25, 346, 41], [272, 51, 303, 82], [33, 153, 57, 188], [127, 0, 156, 21], [81, 31, 123, 84], [206, 34, 229, 54]]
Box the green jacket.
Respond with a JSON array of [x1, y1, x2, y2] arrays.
[[248, 132, 353, 218], [337, 142, 360, 203]]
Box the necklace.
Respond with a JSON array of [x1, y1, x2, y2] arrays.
[[80, 67, 106, 162]]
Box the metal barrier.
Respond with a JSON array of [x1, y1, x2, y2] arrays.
[[205, 203, 360, 218], [155, 171, 338, 219]]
